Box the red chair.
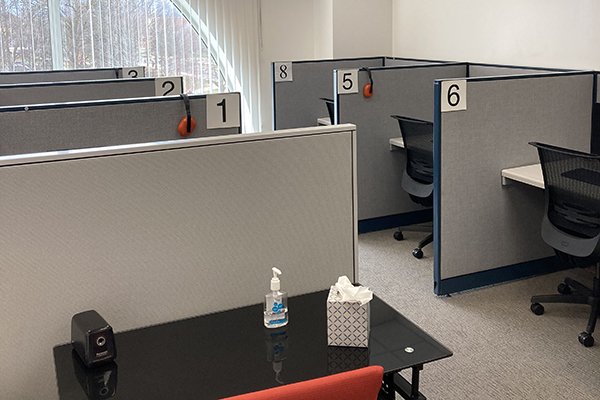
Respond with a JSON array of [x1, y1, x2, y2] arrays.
[[222, 365, 384, 400]]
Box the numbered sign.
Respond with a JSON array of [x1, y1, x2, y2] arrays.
[[441, 80, 467, 112], [206, 93, 241, 129], [119, 66, 145, 79], [337, 69, 358, 95], [274, 62, 293, 82], [155, 77, 183, 96]]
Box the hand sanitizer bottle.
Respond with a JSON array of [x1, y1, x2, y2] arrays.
[[264, 267, 288, 328]]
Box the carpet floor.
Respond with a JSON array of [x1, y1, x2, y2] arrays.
[[358, 229, 600, 400]]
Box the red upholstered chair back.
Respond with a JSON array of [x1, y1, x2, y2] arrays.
[[221, 365, 384, 400]]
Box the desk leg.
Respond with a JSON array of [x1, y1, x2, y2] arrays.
[[379, 373, 396, 399], [385, 365, 427, 400]]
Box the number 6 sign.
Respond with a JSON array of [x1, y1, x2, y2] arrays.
[[441, 80, 467, 112]]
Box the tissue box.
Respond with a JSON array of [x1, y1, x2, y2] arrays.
[[326, 286, 370, 347]]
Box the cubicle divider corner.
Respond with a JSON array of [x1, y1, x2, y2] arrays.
[[0, 91, 242, 156], [432, 70, 595, 295], [0, 123, 358, 398], [0, 75, 185, 107], [333, 62, 469, 231]]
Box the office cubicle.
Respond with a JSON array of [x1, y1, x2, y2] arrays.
[[271, 56, 445, 130], [0, 93, 242, 156], [333, 62, 578, 231], [433, 71, 595, 295], [0, 124, 358, 398], [0, 66, 146, 85], [0, 76, 184, 107]]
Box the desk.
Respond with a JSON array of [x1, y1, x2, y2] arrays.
[[389, 137, 405, 150], [53, 291, 452, 400], [317, 117, 331, 126], [501, 163, 543, 188]]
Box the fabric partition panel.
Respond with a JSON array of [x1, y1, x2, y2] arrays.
[[467, 64, 561, 77], [383, 57, 445, 67], [0, 76, 183, 107], [0, 124, 358, 399], [434, 72, 594, 295], [0, 93, 241, 156], [272, 57, 385, 130], [0, 66, 146, 85], [335, 63, 468, 222]]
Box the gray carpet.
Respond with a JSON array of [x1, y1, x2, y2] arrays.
[[358, 229, 600, 400]]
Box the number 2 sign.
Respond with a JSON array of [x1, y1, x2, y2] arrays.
[[441, 80, 467, 112]]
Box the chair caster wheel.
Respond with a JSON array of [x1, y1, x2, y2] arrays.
[[393, 231, 404, 241], [530, 303, 544, 315], [412, 248, 423, 259], [557, 282, 572, 295], [578, 332, 594, 347]]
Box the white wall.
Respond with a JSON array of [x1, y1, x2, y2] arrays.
[[259, 0, 393, 130], [332, 0, 393, 58], [393, 0, 600, 69]]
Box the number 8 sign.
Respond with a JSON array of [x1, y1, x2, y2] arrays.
[[274, 62, 293, 82], [441, 80, 467, 112]]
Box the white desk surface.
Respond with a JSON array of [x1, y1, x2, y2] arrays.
[[501, 163, 544, 189], [317, 117, 331, 126], [389, 137, 405, 150]]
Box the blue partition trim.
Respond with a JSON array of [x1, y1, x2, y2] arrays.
[[436, 256, 566, 295], [433, 82, 442, 295], [592, 73, 599, 154], [358, 209, 432, 234]]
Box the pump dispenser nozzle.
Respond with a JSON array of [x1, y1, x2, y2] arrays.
[[271, 267, 282, 291]]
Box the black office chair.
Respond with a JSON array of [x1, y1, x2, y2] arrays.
[[528, 142, 600, 347], [390, 115, 434, 259], [320, 97, 334, 123]]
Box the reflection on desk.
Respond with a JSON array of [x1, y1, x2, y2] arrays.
[[54, 291, 452, 400], [501, 163, 544, 189], [317, 117, 331, 126]]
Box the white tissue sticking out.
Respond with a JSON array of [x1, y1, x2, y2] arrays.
[[333, 276, 373, 306]]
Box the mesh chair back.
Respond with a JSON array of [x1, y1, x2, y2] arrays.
[[391, 115, 434, 184], [531, 142, 600, 239]]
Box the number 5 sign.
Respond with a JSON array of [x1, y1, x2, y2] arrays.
[[441, 80, 467, 112]]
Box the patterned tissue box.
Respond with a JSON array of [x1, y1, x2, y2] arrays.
[[326, 285, 370, 348]]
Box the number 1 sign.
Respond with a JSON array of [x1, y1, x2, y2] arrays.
[[206, 93, 241, 130]]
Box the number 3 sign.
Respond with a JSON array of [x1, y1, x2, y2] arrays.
[[441, 80, 467, 112]]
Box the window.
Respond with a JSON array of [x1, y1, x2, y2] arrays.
[[0, 0, 226, 94], [0, 0, 52, 71]]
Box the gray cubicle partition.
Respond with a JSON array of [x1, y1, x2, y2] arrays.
[[383, 56, 449, 67], [272, 56, 384, 130], [0, 66, 146, 85], [271, 56, 450, 130], [334, 62, 581, 231], [334, 63, 468, 227], [433, 71, 594, 295], [0, 93, 241, 155], [0, 76, 183, 107], [0, 124, 358, 399]]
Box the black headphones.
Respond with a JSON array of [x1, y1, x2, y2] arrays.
[[178, 94, 196, 137]]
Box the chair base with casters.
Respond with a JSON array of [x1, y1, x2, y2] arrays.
[[530, 261, 599, 347], [394, 228, 433, 259]]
